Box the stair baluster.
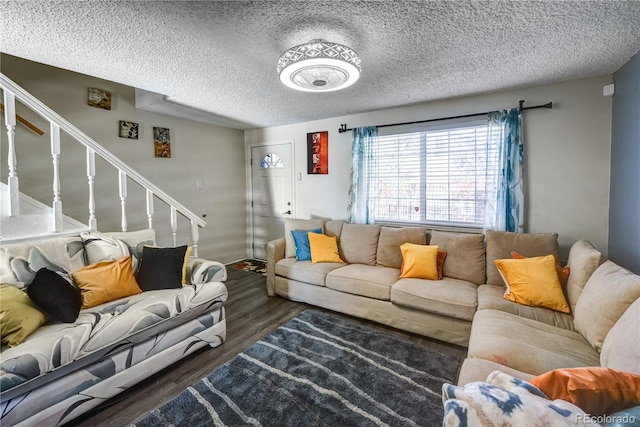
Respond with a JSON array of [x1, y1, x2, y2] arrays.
[[191, 219, 199, 257], [146, 189, 154, 229], [3, 90, 19, 217], [87, 148, 97, 231], [50, 122, 62, 232], [170, 206, 177, 246], [118, 170, 127, 232]]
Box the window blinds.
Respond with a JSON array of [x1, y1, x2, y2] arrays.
[[367, 121, 498, 227]]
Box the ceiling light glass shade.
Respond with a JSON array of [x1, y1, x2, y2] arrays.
[[277, 40, 361, 92]]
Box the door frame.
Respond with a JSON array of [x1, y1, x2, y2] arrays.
[[246, 140, 295, 259]]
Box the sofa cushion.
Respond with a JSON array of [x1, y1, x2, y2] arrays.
[[485, 230, 560, 286], [0, 284, 48, 347], [324, 220, 346, 237], [398, 243, 439, 280], [457, 357, 534, 386], [136, 246, 188, 291], [105, 229, 157, 271], [308, 233, 344, 263], [430, 231, 485, 285], [494, 255, 570, 314], [72, 256, 142, 309], [574, 260, 640, 352], [275, 258, 343, 287], [468, 309, 600, 375], [339, 224, 381, 266], [391, 277, 477, 321], [27, 268, 82, 323], [284, 219, 324, 259], [81, 231, 130, 266], [326, 264, 398, 300], [477, 284, 575, 331], [290, 228, 322, 260], [565, 240, 605, 313], [600, 298, 640, 375], [376, 226, 429, 268], [4, 236, 86, 286], [530, 367, 640, 416], [443, 371, 588, 427]]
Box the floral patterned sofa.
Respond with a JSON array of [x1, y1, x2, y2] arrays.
[[0, 229, 228, 426]]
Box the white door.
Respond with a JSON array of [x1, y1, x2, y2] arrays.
[[251, 143, 293, 259]]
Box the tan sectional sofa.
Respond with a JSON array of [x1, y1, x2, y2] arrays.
[[266, 219, 640, 385]]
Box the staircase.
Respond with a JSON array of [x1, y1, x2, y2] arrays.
[[0, 73, 206, 254]]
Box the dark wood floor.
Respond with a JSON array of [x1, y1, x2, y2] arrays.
[[68, 267, 467, 426]]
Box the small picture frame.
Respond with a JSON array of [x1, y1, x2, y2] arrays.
[[88, 87, 112, 110], [119, 121, 139, 140], [153, 127, 171, 158]]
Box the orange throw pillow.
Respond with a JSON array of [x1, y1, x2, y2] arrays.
[[72, 256, 142, 309], [399, 244, 439, 280], [400, 248, 447, 280], [530, 367, 640, 416]]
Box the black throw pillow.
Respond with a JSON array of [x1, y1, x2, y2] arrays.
[[136, 246, 187, 291], [27, 268, 82, 323]]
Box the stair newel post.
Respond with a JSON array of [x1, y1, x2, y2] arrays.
[[146, 189, 154, 229], [50, 122, 62, 232], [4, 90, 19, 217], [118, 170, 128, 232], [86, 148, 97, 231], [190, 220, 199, 257], [170, 206, 178, 246]]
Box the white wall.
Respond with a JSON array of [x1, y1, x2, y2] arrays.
[[1, 54, 247, 264], [245, 77, 613, 259]]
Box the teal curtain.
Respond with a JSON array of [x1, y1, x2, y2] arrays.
[[484, 108, 524, 232], [348, 126, 378, 223]]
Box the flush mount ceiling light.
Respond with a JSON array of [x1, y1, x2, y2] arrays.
[[277, 40, 361, 92]]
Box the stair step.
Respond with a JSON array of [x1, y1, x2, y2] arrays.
[[1, 182, 88, 242]]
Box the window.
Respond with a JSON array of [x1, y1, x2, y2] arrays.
[[260, 153, 284, 169], [367, 119, 498, 228]]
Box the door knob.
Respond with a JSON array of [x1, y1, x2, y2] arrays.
[[283, 210, 292, 215]]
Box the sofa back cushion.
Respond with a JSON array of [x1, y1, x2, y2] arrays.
[[600, 298, 640, 374], [574, 260, 640, 352], [565, 240, 605, 313], [339, 224, 381, 265], [1, 236, 86, 287], [430, 231, 485, 285], [485, 230, 560, 286], [376, 226, 430, 269], [284, 219, 324, 259], [324, 220, 346, 237]]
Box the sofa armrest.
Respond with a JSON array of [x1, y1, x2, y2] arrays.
[[186, 257, 227, 284], [266, 238, 285, 296]]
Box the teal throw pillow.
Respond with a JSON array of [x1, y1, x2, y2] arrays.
[[291, 228, 322, 261]]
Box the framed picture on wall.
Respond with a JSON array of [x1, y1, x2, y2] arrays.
[[88, 87, 112, 110], [307, 131, 328, 174], [119, 120, 139, 140], [153, 127, 171, 158]]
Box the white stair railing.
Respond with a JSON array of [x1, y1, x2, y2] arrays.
[[1, 73, 205, 255]]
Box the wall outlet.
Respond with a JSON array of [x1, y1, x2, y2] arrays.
[[196, 179, 204, 189]]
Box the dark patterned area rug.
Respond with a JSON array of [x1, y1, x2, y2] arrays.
[[133, 310, 461, 426], [229, 259, 267, 276]]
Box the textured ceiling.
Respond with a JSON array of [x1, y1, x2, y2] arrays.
[[2, 1, 640, 130]]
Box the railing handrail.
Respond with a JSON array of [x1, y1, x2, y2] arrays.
[[0, 72, 205, 228]]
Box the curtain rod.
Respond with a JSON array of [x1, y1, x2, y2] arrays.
[[337, 100, 553, 134]]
